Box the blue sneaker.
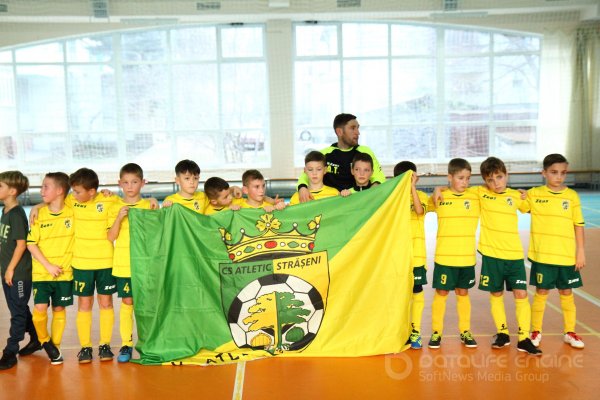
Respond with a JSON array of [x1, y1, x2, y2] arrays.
[[409, 330, 422, 350], [117, 346, 133, 363]]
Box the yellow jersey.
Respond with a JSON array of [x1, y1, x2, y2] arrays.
[[66, 193, 118, 270], [239, 199, 272, 209], [289, 185, 339, 206], [477, 186, 527, 260], [204, 197, 244, 216], [109, 198, 152, 278], [27, 205, 75, 282], [410, 190, 430, 268], [429, 188, 480, 267], [164, 192, 208, 214], [525, 185, 585, 266]]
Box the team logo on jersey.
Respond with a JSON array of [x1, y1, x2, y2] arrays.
[[194, 201, 200, 211], [96, 203, 104, 213], [506, 197, 513, 207], [219, 214, 328, 356], [64, 218, 72, 229], [464, 200, 471, 210], [562, 200, 569, 210]]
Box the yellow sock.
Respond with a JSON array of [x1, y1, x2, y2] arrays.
[[531, 293, 548, 333], [99, 308, 114, 346], [456, 294, 471, 333], [76, 311, 93, 348], [32, 309, 50, 344], [515, 298, 531, 341], [411, 292, 425, 333], [120, 304, 134, 347], [51, 309, 67, 347], [431, 292, 448, 335], [490, 294, 508, 334], [560, 294, 577, 333]]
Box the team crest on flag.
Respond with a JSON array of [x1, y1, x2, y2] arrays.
[[219, 214, 328, 354]]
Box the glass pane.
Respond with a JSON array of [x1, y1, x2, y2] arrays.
[[445, 29, 490, 55], [360, 127, 390, 162], [445, 125, 489, 157], [172, 64, 219, 130], [391, 59, 436, 123], [493, 124, 536, 160], [294, 61, 340, 127], [493, 55, 539, 118], [72, 133, 118, 160], [0, 51, 12, 63], [122, 64, 169, 131], [391, 25, 436, 56], [342, 23, 388, 57], [391, 126, 437, 160], [445, 57, 490, 121], [494, 33, 540, 52], [22, 134, 67, 165], [0, 137, 17, 168], [66, 36, 113, 62], [0, 66, 17, 136], [221, 63, 268, 129], [128, 132, 171, 169], [294, 127, 337, 166], [295, 25, 338, 57], [221, 27, 263, 58], [16, 65, 67, 133], [67, 65, 116, 132], [220, 130, 269, 167], [174, 132, 220, 167], [15, 43, 63, 63], [343, 60, 389, 126], [121, 30, 167, 62], [171, 26, 217, 61]]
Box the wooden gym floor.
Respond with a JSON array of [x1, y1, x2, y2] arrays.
[[1, 192, 599, 399]]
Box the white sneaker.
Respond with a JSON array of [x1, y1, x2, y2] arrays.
[[564, 332, 584, 349], [530, 331, 542, 347]]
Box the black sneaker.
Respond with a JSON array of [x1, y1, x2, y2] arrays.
[[428, 332, 442, 349], [0, 351, 17, 370], [491, 333, 511, 349], [18, 339, 42, 356], [517, 338, 543, 356], [98, 344, 114, 361], [77, 347, 93, 364], [42, 341, 63, 365], [460, 331, 478, 348]]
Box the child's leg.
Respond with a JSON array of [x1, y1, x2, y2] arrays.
[[513, 289, 530, 341], [98, 293, 114, 346], [490, 292, 508, 334], [51, 307, 67, 347], [455, 288, 471, 333], [431, 289, 448, 334], [411, 285, 425, 333], [120, 297, 134, 347], [558, 288, 576, 333], [76, 296, 94, 348], [32, 303, 50, 344], [2, 279, 34, 354], [531, 289, 549, 333]]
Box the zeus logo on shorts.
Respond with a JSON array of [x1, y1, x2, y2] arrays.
[[104, 284, 116, 290], [516, 280, 526, 285], [469, 279, 475, 284], [568, 278, 579, 284], [61, 296, 72, 301]]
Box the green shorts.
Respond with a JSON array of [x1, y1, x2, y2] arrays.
[[115, 277, 133, 298], [529, 261, 583, 290], [479, 255, 527, 292], [73, 268, 117, 296], [33, 281, 73, 307], [413, 266, 428, 286], [432, 263, 476, 290]]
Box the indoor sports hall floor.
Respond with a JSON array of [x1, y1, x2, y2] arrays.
[[1, 191, 599, 399]]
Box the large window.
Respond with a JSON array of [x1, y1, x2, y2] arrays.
[[293, 23, 541, 166], [0, 24, 269, 175]]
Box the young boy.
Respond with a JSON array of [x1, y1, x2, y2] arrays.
[[340, 153, 375, 197], [26, 172, 75, 365], [163, 159, 208, 214], [107, 163, 152, 362], [289, 151, 338, 205], [393, 161, 428, 349], [203, 177, 243, 215], [0, 171, 37, 370], [428, 158, 480, 349], [476, 157, 541, 355], [526, 154, 586, 349], [240, 170, 286, 212]]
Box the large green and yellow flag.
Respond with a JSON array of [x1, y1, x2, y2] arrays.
[[129, 172, 413, 365]]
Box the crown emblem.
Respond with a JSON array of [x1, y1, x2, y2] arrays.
[[220, 214, 321, 263]]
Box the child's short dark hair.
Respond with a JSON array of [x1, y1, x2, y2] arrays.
[[333, 113, 357, 131], [448, 158, 471, 175], [120, 163, 144, 179], [0, 171, 29, 196], [175, 159, 200, 176], [45, 172, 70, 197], [352, 152, 373, 168], [480, 157, 506, 178], [204, 177, 230, 200], [242, 169, 264, 186], [69, 168, 99, 190], [543, 153, 568, 170], [393, 161, 417, 177], [304, 151, 326, 166]]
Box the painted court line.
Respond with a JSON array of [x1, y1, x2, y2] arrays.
[[232, 361, 246, 400]]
